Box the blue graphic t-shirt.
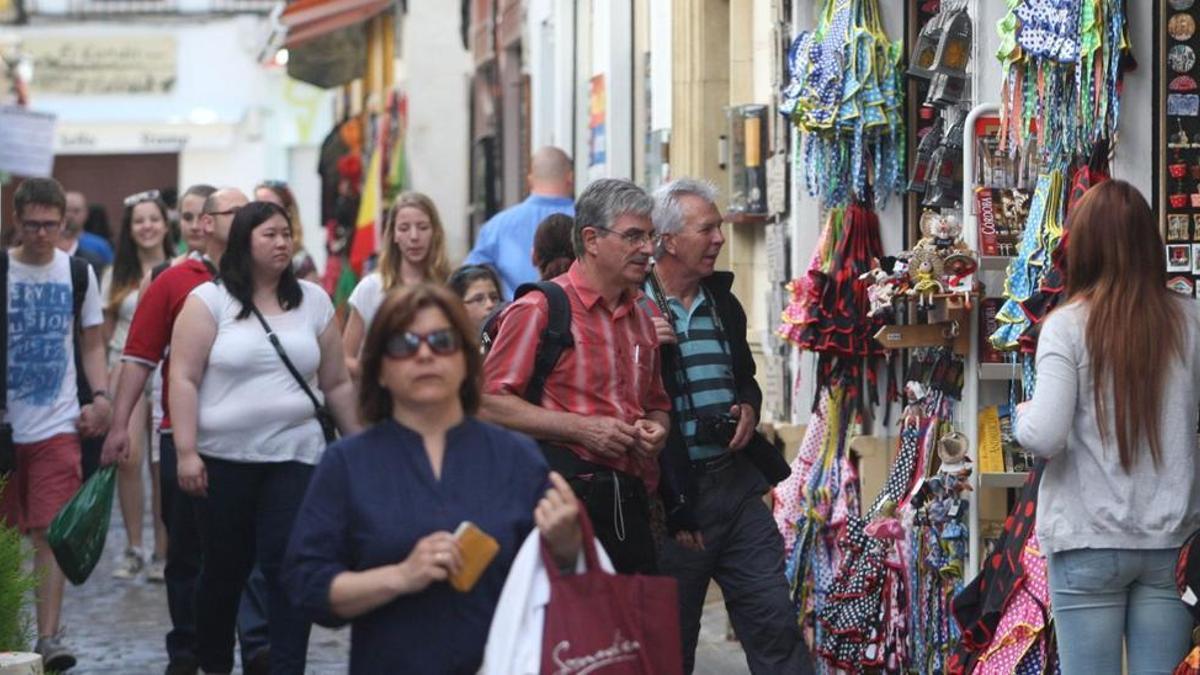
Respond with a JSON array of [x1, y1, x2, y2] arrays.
[[5, 250, 102, 444]]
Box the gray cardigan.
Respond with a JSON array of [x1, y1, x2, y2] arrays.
[[1014, 299, 1200, 554]]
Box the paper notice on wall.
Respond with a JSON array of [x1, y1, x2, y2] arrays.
[[0, 106, 56, 177], [767, 153, 787, 216], [766, 223, 789, 284]]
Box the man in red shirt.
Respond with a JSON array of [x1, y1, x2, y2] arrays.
[[101, 187, 248, 675], [482, 178, 671, 573]]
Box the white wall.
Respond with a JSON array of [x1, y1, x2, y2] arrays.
[[528, 0, 576, 155], [397, 0, 472, 263]]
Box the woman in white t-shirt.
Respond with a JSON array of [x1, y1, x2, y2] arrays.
[[169, 201, 362, 674], [101, 190, 173, 582], [342, 191, 450, 378]]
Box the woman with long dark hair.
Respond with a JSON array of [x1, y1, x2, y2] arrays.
[[284, 284, 580, 673], [169, 201, 361, 674], [103, 190, 173, 581], [342, 191, 451, 378], [1016, 180, 1200, 673]]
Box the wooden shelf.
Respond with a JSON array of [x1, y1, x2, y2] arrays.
[[980, 471, 1029, 489], [979, 363, 1022, 380], [980, 256, 1014, 272]]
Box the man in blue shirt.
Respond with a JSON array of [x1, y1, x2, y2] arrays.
[[62, 191, 113, 272], [645, 178, 813, 675], [464, 146, 574, 298]]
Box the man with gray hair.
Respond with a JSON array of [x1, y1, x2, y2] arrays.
[[465, 146, 575, 298], [645, 178, 813, 674], [482, 178, 671, 574]]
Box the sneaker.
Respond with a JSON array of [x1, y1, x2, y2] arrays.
[[112, 547, 144, 579], [35, 633, 77, 672], [146, 554, 166, 582]]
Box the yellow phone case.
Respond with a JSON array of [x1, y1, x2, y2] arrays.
[[448, 521, 500, 593]]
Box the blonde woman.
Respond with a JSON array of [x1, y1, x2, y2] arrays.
[[342, 191, 450, 378], [103, 190, 173, 580]]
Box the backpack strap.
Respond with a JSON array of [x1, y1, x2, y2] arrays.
[[68, 256, 93, 403], [150, 259, 171, 282], [513, 281, 573, 406], [0, 252, 8, 413]]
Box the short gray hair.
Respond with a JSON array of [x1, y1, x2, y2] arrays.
[[652, 178, 719, 237], [572, 178, 654, 257], [651, 178, 719, 258]]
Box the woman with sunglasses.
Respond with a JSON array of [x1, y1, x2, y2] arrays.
[[447, 264, 503, 331], [284, 284, 582, 674], [103, 190, 174, 581], [255, 180, 320, 284], [342, 191, 450, 378], [169, 201, 361, 674]]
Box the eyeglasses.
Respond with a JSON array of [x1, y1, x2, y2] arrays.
[[204, 207, 242, 218], [123, 189, 162, 207], [463, 292, 501, 306], [384, 329, 461, 360], [590, 225, 656, 247], [21, 220, 62, 233]]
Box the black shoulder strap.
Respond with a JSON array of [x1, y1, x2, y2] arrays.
[[150, 260, 171, 282], [249, 306, 323, 415], [69, 256, 89, 321], [513, 281, 573, 406], [0, 252, 7, 411], [69, 256, 94, 403]]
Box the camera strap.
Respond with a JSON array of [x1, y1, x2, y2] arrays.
[[648, 272, 733, 425]]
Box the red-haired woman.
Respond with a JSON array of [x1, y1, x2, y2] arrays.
[[1016, 180, 1200, 673]]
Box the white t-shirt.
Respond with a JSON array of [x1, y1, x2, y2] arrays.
[[5, 249, 103, 444], [101, 267, 139, 368], [191, 280, 334, 465], [347, 272, 387, 330]]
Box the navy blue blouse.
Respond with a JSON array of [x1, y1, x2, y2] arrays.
[[283, 417, 548, 674]]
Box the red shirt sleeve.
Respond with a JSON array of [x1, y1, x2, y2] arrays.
[[482, 293, 549, 398], [121, 268, 175, 366]]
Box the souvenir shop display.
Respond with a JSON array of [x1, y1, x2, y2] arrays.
[[779, 0, 906, 209], [995, 0, 1132, 169], [1159, 0, 1200, 294]]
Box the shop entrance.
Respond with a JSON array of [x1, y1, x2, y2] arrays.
[[3, 152, 179, 243]]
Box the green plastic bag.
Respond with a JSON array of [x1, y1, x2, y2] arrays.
[[47, 465, 116, 585]]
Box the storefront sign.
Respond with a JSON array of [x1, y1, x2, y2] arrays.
[[0, 106, 56, 177], [53, 121, 237, 154], [26, 36, 177, 95]]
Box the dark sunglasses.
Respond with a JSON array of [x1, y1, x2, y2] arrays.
[[384, 329, 461, 360]]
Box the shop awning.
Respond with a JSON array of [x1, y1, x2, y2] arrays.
[[279, 0, 393, 48]]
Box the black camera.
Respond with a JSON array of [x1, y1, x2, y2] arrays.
[[695, 413, 738, 448]]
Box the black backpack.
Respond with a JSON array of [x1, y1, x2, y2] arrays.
[[481, 281, 573, 405]]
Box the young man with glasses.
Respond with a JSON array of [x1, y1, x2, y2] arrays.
[[100, 187, 264, 675], [481, 178, 671, 574], [4, 177, 111, 671]]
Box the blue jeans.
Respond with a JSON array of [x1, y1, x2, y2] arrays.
[[1048, 547, 1193, 675], [194, 457, 314, 675]]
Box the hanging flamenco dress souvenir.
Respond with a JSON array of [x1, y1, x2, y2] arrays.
[[781, 0, 905, 209]]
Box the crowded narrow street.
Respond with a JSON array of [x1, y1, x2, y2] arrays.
[[1, 0, 1194, 673]]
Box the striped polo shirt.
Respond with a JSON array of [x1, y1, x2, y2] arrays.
[[650, 283, 738, 460]]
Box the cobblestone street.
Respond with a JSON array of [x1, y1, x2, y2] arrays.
[[50, 484, 750, 674]]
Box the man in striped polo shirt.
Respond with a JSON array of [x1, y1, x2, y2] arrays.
[[647, 179, 813, 675]]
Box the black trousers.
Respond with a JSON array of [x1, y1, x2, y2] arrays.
[[540, 444, 657, 575]]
